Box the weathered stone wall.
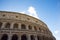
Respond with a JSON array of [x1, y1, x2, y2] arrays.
[[0, 11, 56, 40]]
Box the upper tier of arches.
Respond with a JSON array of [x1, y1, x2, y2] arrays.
[[0, 11, 47, 29]]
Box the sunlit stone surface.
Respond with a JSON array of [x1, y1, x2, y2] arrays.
[[0, 11, 56, 40]]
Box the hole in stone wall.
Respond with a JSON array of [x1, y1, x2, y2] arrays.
[[27, 18, 30, 20], [36, 21, 38, 23], [2, 14, 5, 17], [16, 16, 18, 18]]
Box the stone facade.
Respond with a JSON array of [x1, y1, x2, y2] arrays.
[[0, 11, 56, 40]]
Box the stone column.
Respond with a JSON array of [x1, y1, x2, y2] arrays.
[[26, 25, 28, 30], [32, 26, 34, 31], [8, 34, 10, 40], [10, 22, 14, 29], [40, 36, 43, 40], [28, 34, 31, 40], [44, 36, 47, 40], [1, 22, 6, 28], [0, 34, 2, 40], [18, 34, 21, 40], [18, 23, 21, 30], [8, 33, 12, 40], [35, 35, 37, 40]]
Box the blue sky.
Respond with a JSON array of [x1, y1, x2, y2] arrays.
[[0, 0, 60, 40]]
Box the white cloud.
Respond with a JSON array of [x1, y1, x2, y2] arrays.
[[20, 11, 25, 14], [20, 6, 39, 19], [28, 6, 36, 14], [53, 30, 60, 40], [54, 30, 59, 34], [27, 6, 39, 19], [20, 6, 60, 40]]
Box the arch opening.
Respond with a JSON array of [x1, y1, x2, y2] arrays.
[[21, 34, 27, 40], [5, 23, 10, 28], [0, 22, 2, 28], [13, 23, 18, 29], [30, 35, 35, 40], [21, 24, 26, 29], [28, 25, 32, 30], [37, 36, 41, 40], [1, 34, 8, 40], [34, 26, 37, 31], [11, 34, 18, 40]]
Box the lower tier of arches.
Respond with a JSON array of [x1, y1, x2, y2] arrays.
[[0, 33, 56, 40]]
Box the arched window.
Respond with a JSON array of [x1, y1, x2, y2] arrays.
[[28, 25, 32, 30], [0, 22, 2, 28], [13, 23, 18, 29], [39, 28, 41, 31], [21, 24, 26, 29], [5, 23, 10, 28], [21, 34, 27, 40], [37, 36, 41, 40], [34, 26, 37, 31], [11, 34, 18, 40], [30, 35, 35, 40], [1, 34, 8, 40]]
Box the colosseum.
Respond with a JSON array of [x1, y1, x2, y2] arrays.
[[0, 11, 56, 40]]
